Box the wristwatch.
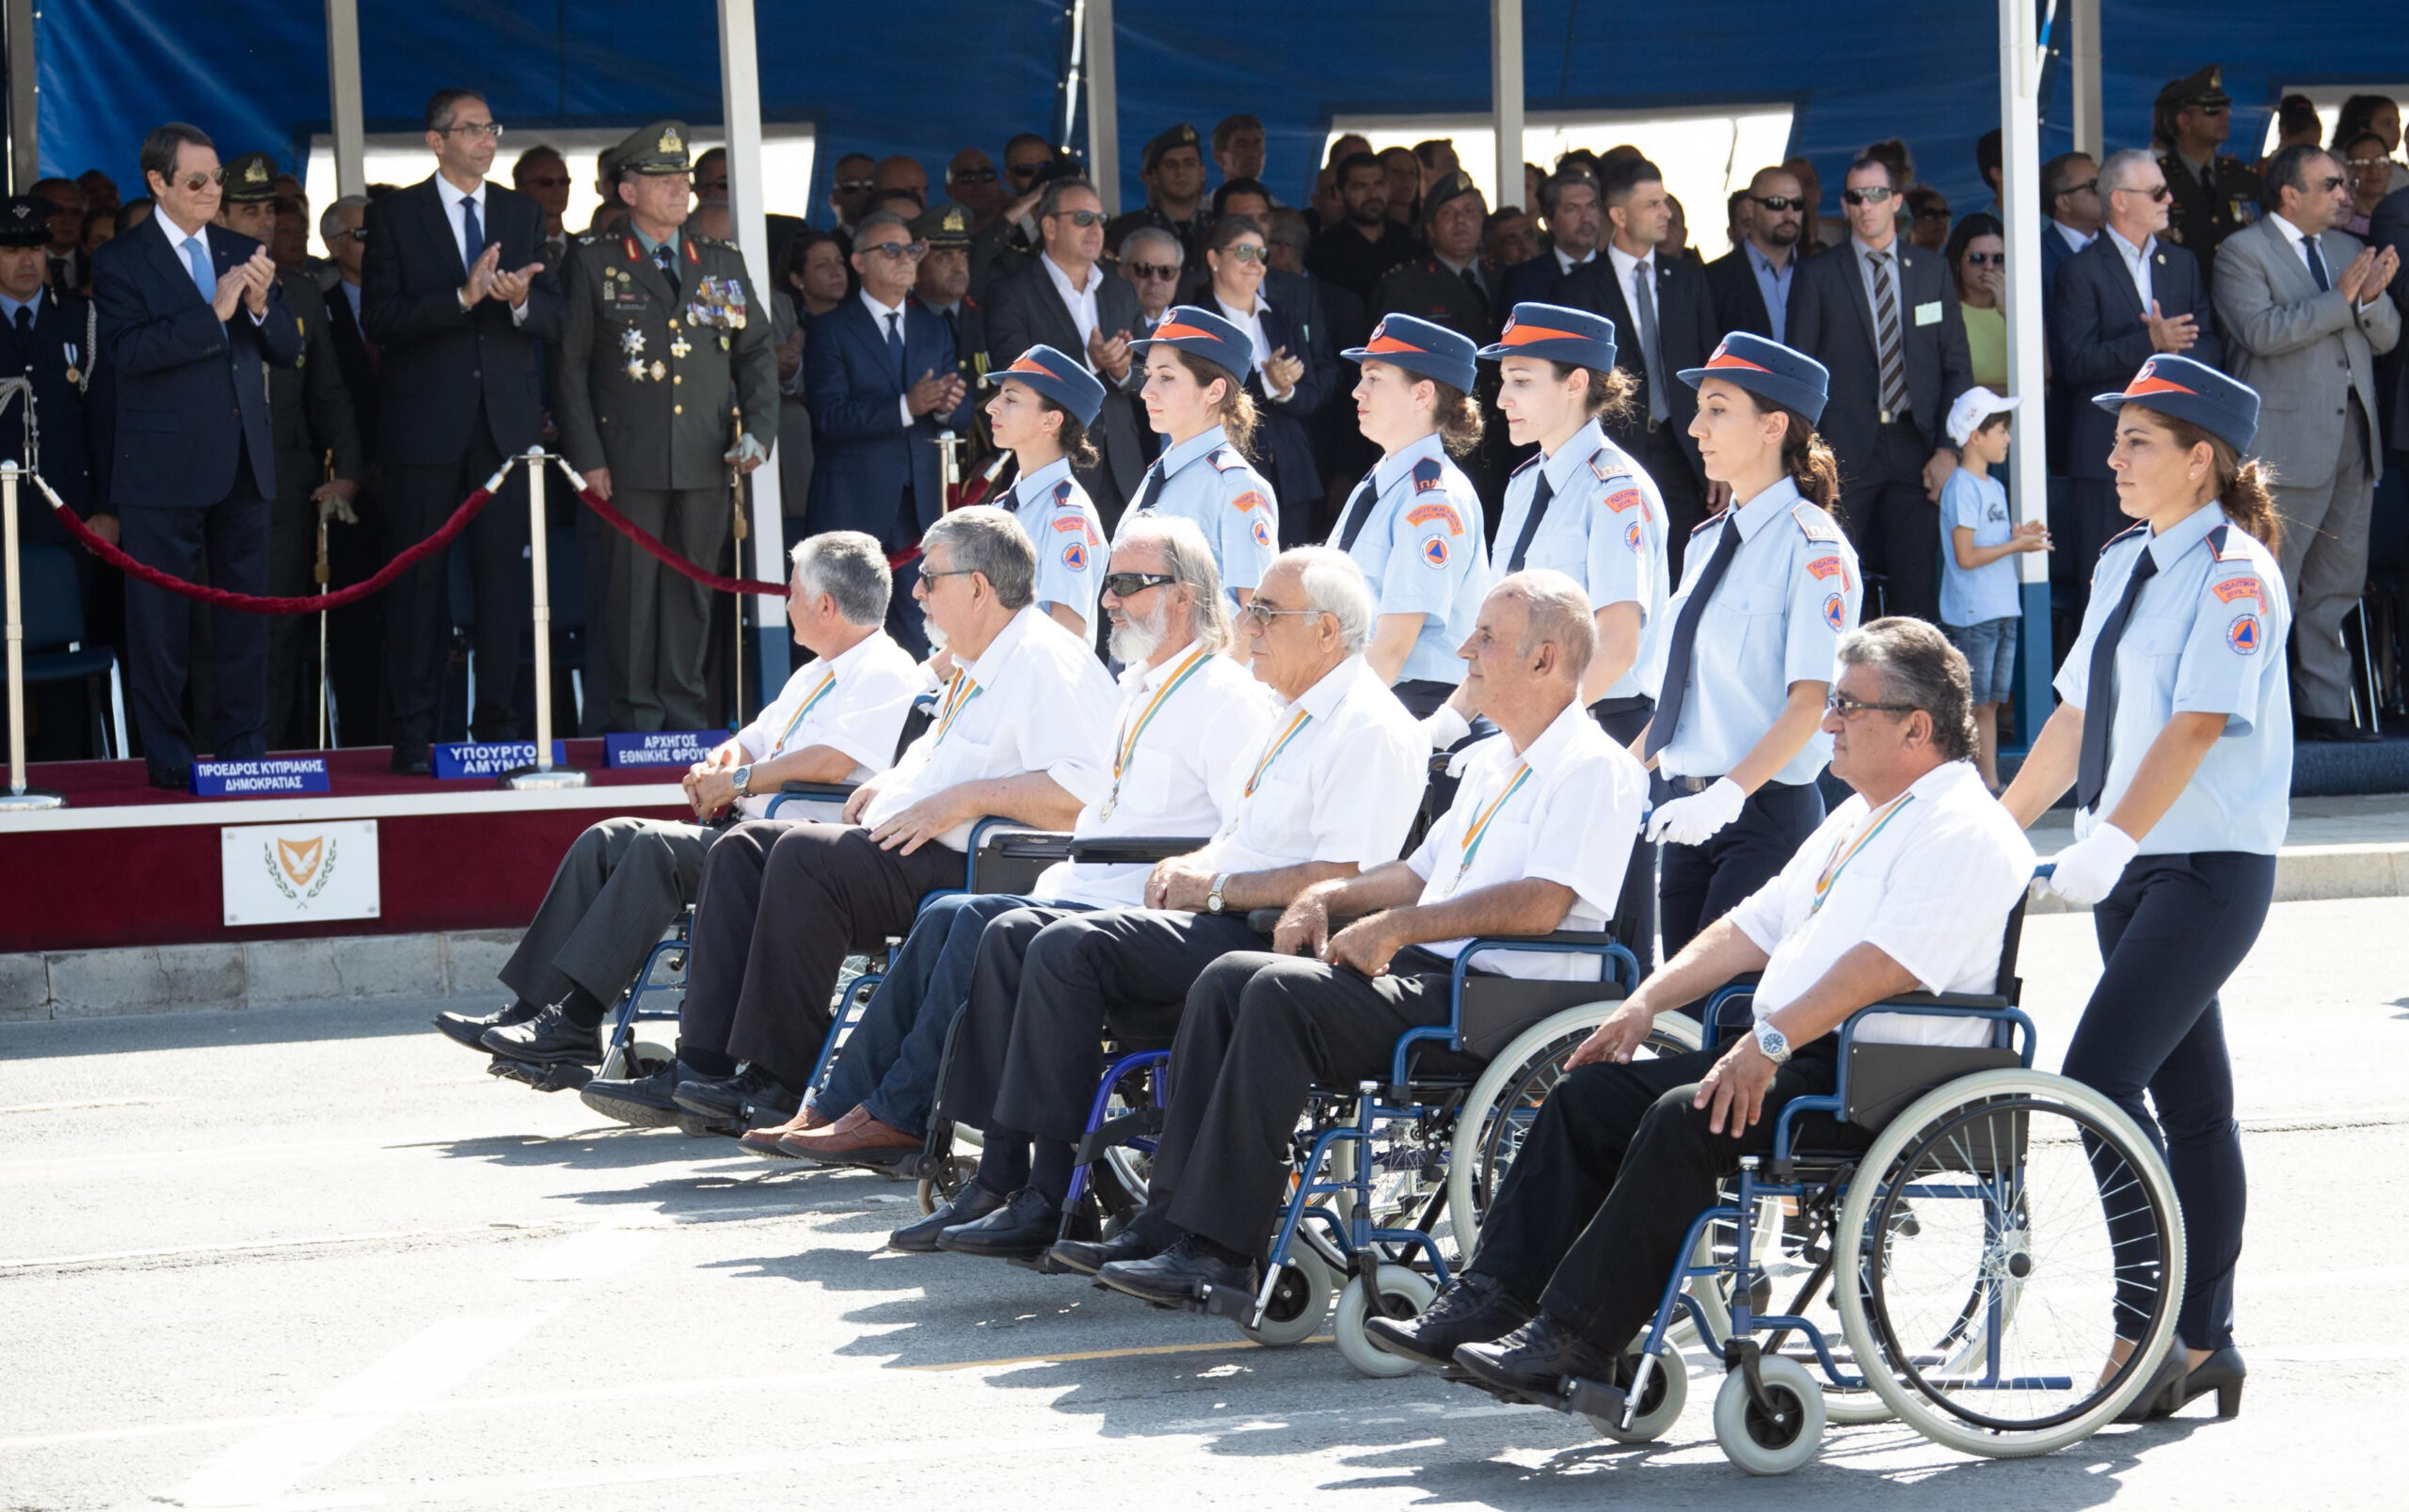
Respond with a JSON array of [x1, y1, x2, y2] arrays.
[[1752, 1018, 1793, 1065], [731, 764, 755, 798], [1205, 873, 1231, 915]]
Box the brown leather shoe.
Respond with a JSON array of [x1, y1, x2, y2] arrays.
[[738, 1101, 836, 1158], [777, 1112, 920, 1166]]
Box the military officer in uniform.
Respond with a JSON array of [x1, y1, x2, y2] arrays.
[[911, 199, 996, 489], [2157, 66, 2261, 288], [1370, 170, 1499, 345], [0, 193, 104, 555], [219, 153, 366, 749], [1108, 124, 1214, 265], [554, 120, 779, 732]]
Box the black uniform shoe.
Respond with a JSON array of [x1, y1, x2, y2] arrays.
[[147, 763, 193, 790], [1096, 1234, 1253, 1307], [934, 1186, 1062, 1260], [672, 1065, 803, 1127], [1361, 1271, 1537, 1369], [481, 1002, 602, 1065], [581, 1061, 692, 1128], [889, 1183, 1011, 1253], [2298, 715, 2381, 743], [1047, 1227, 1161, 1276], [390, 745, 433, 775], [435, 1000, 539, 1053], [1451, 1313, 1625, 1403]]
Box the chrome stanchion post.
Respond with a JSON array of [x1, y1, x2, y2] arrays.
[[0, 460, 64, 809], [935, 429, 964, 510], [503, 449, 585, 790]]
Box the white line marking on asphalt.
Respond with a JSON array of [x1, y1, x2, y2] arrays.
[[0, 1097, 164, 1114], [0, 1225, 569, 1273], [510, 1223, 658, 1281]]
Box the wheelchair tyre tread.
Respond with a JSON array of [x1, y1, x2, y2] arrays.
[[1589, 1342, 1688, 1443], [1332, 1266, 1436, 1378], [1712, 1356, 1824, 1474]]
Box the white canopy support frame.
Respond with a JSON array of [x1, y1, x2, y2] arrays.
[[718, 0, 789, 691], [2000, 0, 2055, 738], [1491, 0, 1525, 219], [325, 0, 366, 198]]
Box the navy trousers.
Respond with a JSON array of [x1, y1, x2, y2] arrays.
[[120, 479, 270, 777], [1657, 778, 1825, 961]]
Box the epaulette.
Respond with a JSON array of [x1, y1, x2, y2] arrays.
[[574, 231, 599, 246], [2205, 522, 2254, 563], [1587, 449, 1623, 484], [1208, 446, 1245, 472], [1690, 513, 1723, 537], [1791, 501, 1843, 543], [1411, 456, 1445, 493], [1508, 454, 1543, 480], [1050, 479, 1077, 506], [2101, 519, 2148, 555]]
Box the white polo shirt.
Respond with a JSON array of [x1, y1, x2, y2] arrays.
[[730, 629, 926, 818], [862, 606, 1120, 850], [1190, 655, 1424, 877], [1405, 699, 1650, 979], [1034, 644, 1277, 907], [1724, 759, 2035, 1047]]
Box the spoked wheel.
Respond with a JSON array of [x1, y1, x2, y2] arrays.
[[1446, 1005, 1699, 1258], [1083, 1058, 1163, 1230], [1332, 1264, 1437, 1377], [916, 1154, 977, 1216], [1236, 1244, 1336, 1347], [1835, 1070, 2185, 1458], [1713, 1356, 1826, 1474], [1695, 1194, 1893, 1424]]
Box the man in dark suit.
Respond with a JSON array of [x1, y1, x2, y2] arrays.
[[361, 87, 565, 772], [804, 210, 970, 655], [2048, 149, 2221, 610], [1500, 167, 1602, 309], [1308, 152, 1425, 310], [315, 191, 387, 743], [982, 177, 1147, 518], [2371, 182, 2409, 473], [1785, 152, 1972, 624], [1555, 156, 1719, 569], [91, 123, 302, 787], [1704, 165, 1806, 343]]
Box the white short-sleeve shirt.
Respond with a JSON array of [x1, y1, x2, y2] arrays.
[[1189, 655, 1425, 877], [731, 629, 927, 818], [1004, 456, 1109, 632], [1328, 430, 1492, 687], [1113, 423, 1280, 594], [1492, 420, 1671, 702]]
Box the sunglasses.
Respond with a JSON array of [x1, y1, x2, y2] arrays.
[[1050, 209, 1106, 228], [2313, 175, 2347, 193], [1128, 262, 1180, 280], [521, 175, 569, 188], [2119, 183, 2172, 202], [1826, 691, 1917, 719], [2061, 177, 2099, 197], [1962, 250, 2006, 265], [835, 176, 875, 192], [952, 167, 998, 185], [328, 226, 367, 243], [1220, 244, 1268, 263], [1842, 185, 1895, 206], [698, 177, 728, 191], [1915, 206, 1953, 221], [1747, 194, 1803, 212], [861, 239, 928, 261], [1008, 164, 1043, 183], [171, 169, 228, 193], [440, 122, 505, 141], [1102, 571, 1176, 597]]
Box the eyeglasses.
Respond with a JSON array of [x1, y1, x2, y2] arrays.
[[1747, 194, 1803, 212], [2061, 177, 2100, 198], [952, 167, 998, 185], [1128, 262, 1180, 280], [697, 176, 728, 191], [329, 227, 367, 243], [1008, 163, 1044, 183], [861, 239, 928, 262], [1962, 249, 2006, 265], [2195, 103, 2231, 117], [1240, 600, 1326, 627], [1220, 243, 1268, 263], [440, 122, 505, 141], [1915, 206, 1954, 222], [919, 566, 981, 583], [2348, 157, 2391, 170], [835, 176, 876, 193], [1050, 208, 1107, 228], [521, 175, 569, 189], [1841, 185, 1895, 206], [2313, 175, 2347, 193], [171, 169, 228, 193], [2118, 182, 2172, 202], [1102, 571, 1176, 597], [1826, 691, 1918, 719]]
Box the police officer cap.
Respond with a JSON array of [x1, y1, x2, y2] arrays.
[[910, 199, 974, 248], [0, 195, 54, 248], [220, 151, 279, 204], [1343, 312, 1478, 394], [1141, 123, 1202, 176], [984, 343, 1107, 427], [1677, 331, 1831, 425], [2157, 65, 2231, 111], [1130, 303, 1254, 386], [1477, 301, 1617, 374], [2091, 354, 2258, 454], [614, 120, 693, 178], [1421, 169, 1481, 225]]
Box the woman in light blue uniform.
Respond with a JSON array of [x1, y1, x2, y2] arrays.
[[1639, 332, 1863, 959], [1120, 305, 1280, 604], [2002, 355, 2289, 1425], [1323, 312, 1491, 717], [982, 344, 1110, 642]]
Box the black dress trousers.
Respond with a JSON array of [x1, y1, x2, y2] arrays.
[[1656, 778, 1825, 962]]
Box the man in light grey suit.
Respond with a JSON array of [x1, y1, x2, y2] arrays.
[[2213, 144, 2401, 741]]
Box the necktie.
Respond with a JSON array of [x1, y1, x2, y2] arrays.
[[1505, 468, 1556, 572], [1332, 470, 1380, 550], [655, 241, 680, 296], [1870, 248, 1910, 421], [1633, 259, 1670, 426], [1643, 520, 1744, 760], [12, 305, 31, 340], [1127, 459, 1166, 516], [2074, 547, 2162, 813], [183, 235, 215, 301], [884, 310, 905, 387], [460, 195, 483, 270], [2303, 236, 2331, 293], [1460, 264, 1485, 301]]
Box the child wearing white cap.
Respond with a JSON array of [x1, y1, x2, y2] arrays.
[[1938, 387, 2050, 790]]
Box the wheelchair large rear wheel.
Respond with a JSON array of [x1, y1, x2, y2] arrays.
[[1445, 1005, 1700, 1259], [1833, 1069, 2184, 1458]]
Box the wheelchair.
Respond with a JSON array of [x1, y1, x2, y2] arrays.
[[1490, 868, 2187, 1472]]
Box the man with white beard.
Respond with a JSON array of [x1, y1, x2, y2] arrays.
[[741, 516, 1277, 1177]]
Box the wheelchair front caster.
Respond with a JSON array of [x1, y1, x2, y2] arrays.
[[1713, 1355, 1825, 1474], [1577, 1342, 1688, 1443], [1332, 1265, 1436, 1377], [1232, 1246, 1336, 1347], [917, 1154, 978, 1216]]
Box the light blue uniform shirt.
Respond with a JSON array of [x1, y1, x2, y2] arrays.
[[1003, 456, 1107, 633], [1938, 469, 2020, 628], [1652, 476, 1862, 788], [2055, 501, 2292, 856], [1492, 419, 1670, 702], [1112, 422, 1279, 594], [1329, 431, 1491, 686]]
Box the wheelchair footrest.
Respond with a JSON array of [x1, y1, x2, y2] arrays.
[[1195, 1281, 1257, 1323], [1008, 1250, 1080, 1276], [487, 1057, 595, 1093], [1076, 1107, 1165, 1166], [1561, 1376, 1628, 1422]]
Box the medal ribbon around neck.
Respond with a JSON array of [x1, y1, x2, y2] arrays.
[[933, 671, 983, 745], [1243, 708, 1316, 798], [1455, 762, 1533, 882], [1109, 646, 1213, 798], [1810, 791, 1916, 914], [774, 669, 838, 753]]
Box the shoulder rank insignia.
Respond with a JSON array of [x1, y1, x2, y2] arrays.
[[1587, 448, 1625, 485], [1411, 456, 1445, 492], [1791, 501, 1843, 543], [1508, 454, 1543, 480], [1405, 501, 1464, 535], [1051, 479, 1076, 505], [1208, 446, 1245, 472]]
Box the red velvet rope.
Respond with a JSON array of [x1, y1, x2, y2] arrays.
[[569, 484, 790, 596]]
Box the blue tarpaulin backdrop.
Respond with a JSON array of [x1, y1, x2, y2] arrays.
[[33, 3, 2409, 215]]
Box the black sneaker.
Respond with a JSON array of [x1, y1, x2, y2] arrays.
[[581, 1061, 691, 1128], [1360, 1271, 1537, 1369], [434, 1000, 537, 1053], [480, 1003, 602, 1065], [672, 1064, 802, 1127]]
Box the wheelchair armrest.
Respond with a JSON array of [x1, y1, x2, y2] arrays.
[[1066, 835, 1212, 865], [1870, 991, 2017, 1011], [985, 830, 1077, 861], [766, 781, 859, 819]]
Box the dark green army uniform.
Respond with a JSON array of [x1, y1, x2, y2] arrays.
[[1369, 170, 1500, 344], [553, 120, 778, 731], [2156, 66, 2261, 288]]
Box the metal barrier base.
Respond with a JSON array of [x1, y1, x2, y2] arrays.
[[0, 787, 64, 810], [499, 765, 589, 791]]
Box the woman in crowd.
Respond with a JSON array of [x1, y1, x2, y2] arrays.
[[773, 230, 850, 530], [1119, 305, 1280, 607], [981, 344, 1110, 641], [1948, 212, 2009, 393], [1197, 215, 1326, 544]]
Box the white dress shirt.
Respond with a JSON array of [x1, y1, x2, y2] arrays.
[[730, 630, 927, 818], [1213, 289, 1277, 379], [1607, 242, 1654, 324], [1034, 646, 1276, 907], [1190, 655, 1424, 877], [1554, 246, 1597, 279], [2052, 220, 2098, 258], [1405, 700, 1650, 979], [2104, 226, 2156, 311], [859, 286, 917, 426], [862, 607, 1121, 850], [1724, 760, 2036, 1047], [1041, 250, 1103, 350]]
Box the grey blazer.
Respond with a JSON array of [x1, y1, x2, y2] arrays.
[[2210, 215, 2401, 489]]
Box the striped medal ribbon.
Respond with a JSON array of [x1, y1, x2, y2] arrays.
[[1242, 708, 1316, 798], [773, 669, 838, 754], [1100, 646, 1212, 820], [1454, 762, 1532, 884], [1810, 791, 1916, 914], [933, 671, 983, 745]]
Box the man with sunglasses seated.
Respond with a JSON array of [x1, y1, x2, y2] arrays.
[[1360, 619, 2034, 1407], [918, 548, 1426, 1260]]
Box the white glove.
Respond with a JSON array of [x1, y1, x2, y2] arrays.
[[1421, 703, 1472, 754], [724, 433, 770, 470], [1646, 776, 1747, 847], [2046, 823, 2139, 907]]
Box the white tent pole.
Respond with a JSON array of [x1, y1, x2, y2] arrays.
[[1492, 0, 1525, 212], [1084, 0, 1120, 214], [717, 0, 788, 692], [6, 0, 35, 193], [2068, 0, 2102, 159], [325, 0, 365, 198], [2001, 0, 2053, 741]]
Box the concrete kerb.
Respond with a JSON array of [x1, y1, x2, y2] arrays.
[[1, 931, 521, 1023]]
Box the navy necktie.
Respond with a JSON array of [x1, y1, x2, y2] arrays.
[[12, 305, 30, 340], [1506, 468, 1557, 572], [2075, 547, 2162, 813], [2303, 236, 2331, 293], [1332, 470, 1380, 550], [1644, 520, 1744, 760], [1128, 459, 1166, 516], [884, 310, 905, 387], [656, 241, 680, 296], [460, 195, 483, 269]]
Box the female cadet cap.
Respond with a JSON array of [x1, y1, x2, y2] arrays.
[[1343, 312, 1478, 394], [2091, 353, 2260, 454], [1476, 301, 1618, 374], [1129, 304, 1255, 386], [983, 343, 1107, 427], [1675, 330, 1830, 425]]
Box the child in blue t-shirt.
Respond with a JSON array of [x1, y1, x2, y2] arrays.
[[1938, 389, 2050, 791]]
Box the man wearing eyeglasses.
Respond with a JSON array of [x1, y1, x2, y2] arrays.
[[1706, 166, 1805, 345], [825, 151, 879, 248], [2154, 66, 2262, 289], [511, 145, 573, 268]]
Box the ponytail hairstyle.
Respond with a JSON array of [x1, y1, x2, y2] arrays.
[[2162, 413, 2282, 552], [1431, 378, 1485, 456], [1035, 392, 1102, 470], [1547, 358, 1635, 426], [1173, 347, 1259, 457], [1738, 389, 1845, 523]]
